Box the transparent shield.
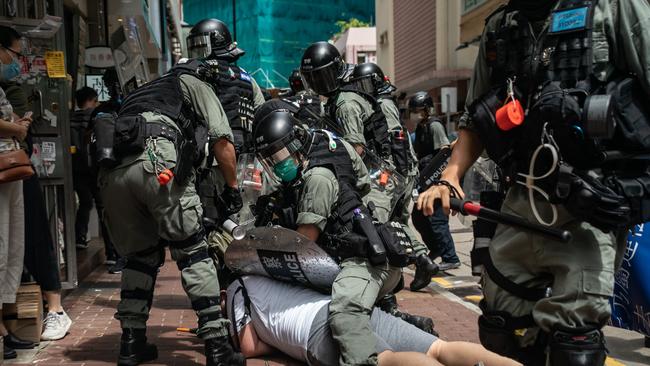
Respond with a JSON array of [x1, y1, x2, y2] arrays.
[[236, 153, 264, 232]]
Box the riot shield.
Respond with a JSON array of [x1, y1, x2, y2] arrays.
[[236, 153, 264, 233], [225, 226, 340, 291]]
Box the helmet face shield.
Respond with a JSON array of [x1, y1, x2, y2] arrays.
[[350, 75, 376, 95], [256, 139, 303, 182], [301, 61, 341, 96], [187, 34, 212, 59]]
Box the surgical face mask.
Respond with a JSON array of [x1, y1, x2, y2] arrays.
[[273, 158, 299, 182], [0, 58, 20, 81]]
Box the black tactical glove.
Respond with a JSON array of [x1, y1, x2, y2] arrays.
[[565, 172, 631, 232], [220, 184, 243, 217]]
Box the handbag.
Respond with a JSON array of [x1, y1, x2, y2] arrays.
[[0, 149, 35, 183]]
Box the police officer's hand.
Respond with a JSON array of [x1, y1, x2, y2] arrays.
[[416, 178, 464, 217], [221, 184, 243, 216]]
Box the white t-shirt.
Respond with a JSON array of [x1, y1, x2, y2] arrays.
[[226, 276, 330, 362]]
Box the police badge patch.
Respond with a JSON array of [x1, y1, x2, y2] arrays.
[[549, 6, 589, 34]]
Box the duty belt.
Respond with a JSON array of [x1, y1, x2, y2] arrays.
[[144, 122, 181, 145]]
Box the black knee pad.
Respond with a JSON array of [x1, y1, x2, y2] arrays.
[[478, 312, 546, 366], [549, 327, 607, 366]]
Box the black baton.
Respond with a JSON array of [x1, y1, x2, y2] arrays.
[[450, 198, 572, 243]]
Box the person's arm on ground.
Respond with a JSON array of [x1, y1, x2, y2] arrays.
[[426, 340, 522, 366], [238, 323, 277, 358], [377, 350, 443, 366], [416, 128, 483, 216]]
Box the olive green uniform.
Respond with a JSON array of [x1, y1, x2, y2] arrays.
[[205, 77, 265, 255], [298, 138, 401, 366], [423, 119, 450, 150], [99, 73, 233, 339], [377, 98, 427, 257], [462, 0, 650, 348], [333, 91, 398, 224]]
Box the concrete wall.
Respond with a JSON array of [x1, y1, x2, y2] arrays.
[[393, 0, 436, 89], [375, 0, 395, 79]]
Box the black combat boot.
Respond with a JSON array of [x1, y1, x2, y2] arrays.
[[410, 254, 439, 291], [205, 335, 245, 366], [378, 294, 438, 336], [117, 328, 158, 366]]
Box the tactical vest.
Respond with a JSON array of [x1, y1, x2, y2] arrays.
[[327, 87, 392, 159], [414, 118, 444, 161], [116, 60, 209, 172], [478, 0, 607, 172], [205, 59, 255, 154], [272, 131, 360, 248]]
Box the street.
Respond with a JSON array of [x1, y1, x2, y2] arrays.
[[5, 217, 649, 365]]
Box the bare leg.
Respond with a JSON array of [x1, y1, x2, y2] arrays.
[[427, 340, 522, 366], [378, 350, 445, 366], [44, 291, 64, 313]]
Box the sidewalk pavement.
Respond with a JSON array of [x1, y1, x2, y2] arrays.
[[7, 216, 650, 365]]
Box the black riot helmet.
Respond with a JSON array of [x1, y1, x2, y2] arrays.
[[288, 69, 304, 94], [300, 41, 346, 96], [187, 18, 244, 61], [349, 62, 396, 96], [408, 91, 435, 115], [253, 109, 309, 183]]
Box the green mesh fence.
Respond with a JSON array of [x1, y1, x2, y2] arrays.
[[183, 0, 374, 88]]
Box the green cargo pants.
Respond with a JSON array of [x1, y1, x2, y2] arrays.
[[99, 139, 228, 340], [481, 186, 627, 348], [329, 257, 401, 366]]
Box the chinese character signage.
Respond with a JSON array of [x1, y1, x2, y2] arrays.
[[611, 224, 650, 337]]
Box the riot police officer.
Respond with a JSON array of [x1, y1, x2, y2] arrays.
[[284, 68, 324, 129], [408, 91, 460, 271], [417, 1, 650, 365], [300, 43, 439, 292], [187, 18, 265, 155], [348, 63, 438, 290], [98, 58, 243, 366], [252, 108, 402, 366]]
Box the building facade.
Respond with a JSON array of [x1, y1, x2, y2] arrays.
[[377, 0, 504, 121], [182, 0, 375, 89], [333, 27, 377, 65]]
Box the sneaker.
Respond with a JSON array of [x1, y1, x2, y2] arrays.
[[105, 256, 117, 266], [41, 311, 72, 341], [109, 257, 128, 274], [438, 261, 461, 271]]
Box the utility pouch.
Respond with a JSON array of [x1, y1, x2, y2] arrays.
[[606, 174, 650, 225], [92, 112, 119, 168], [174, 139, 197, 186], [469, 87, 517, 165], [376, 222, 410, 268], [114, 115, 146, 157], [609, 78, 650, 150], [326, 232, 368, 261]]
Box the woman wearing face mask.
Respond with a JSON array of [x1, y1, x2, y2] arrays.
[[0, 25, 72, 345]]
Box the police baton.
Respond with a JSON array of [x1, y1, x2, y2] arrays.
[[450, 198, 572, 243]]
